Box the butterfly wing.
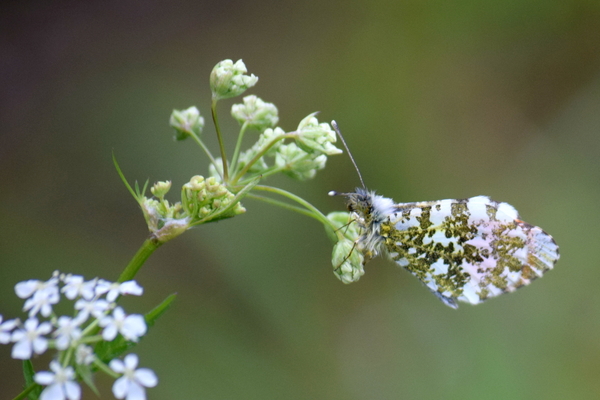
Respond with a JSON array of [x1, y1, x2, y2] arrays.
[[380, 195, 559, 308]]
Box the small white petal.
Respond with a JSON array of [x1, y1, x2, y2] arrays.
[[40, 383, 63, 400], [134, 369, 158, 387], [126, 382, 146, 400], [38, 321, 53, 335], [124, 353, 139, 370], [102, 325, 117, 341], [112, 376, 129, 399], [119, 281, 143, 296], [64, 381, 81, 400], [109, 358, 125, 373], [32, 337, 49, 355], [12, 339, 33, 359], [15, 280, 40, 299], [122, 316, 147, 341], [34, 371, 55, 385]]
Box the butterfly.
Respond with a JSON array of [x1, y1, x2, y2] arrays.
[[329, 122, 559, 308]]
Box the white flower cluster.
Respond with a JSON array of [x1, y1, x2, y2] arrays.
[[1, 271, 157, 400], [226, 113, 343, 182]]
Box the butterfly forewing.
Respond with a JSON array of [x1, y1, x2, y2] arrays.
[[380, 195, 559, 307]]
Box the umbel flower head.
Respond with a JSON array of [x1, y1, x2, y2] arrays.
[[169, 106, 204, 141], [210, 59, 258, 100], [231, 95, 279, 131], [3, 271, 159, 400]]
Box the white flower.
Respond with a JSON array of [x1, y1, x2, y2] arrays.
[[11, 318, 52, 359], [99, 307, 147, 342], [61, 275, 97, 300], [15, 279, 43, 299], [23, 282, 60, 318], [74, 298, 111, 322], [0, 315, 18, 344], [210, 59, 258, 100], [96, 280, 143, 302], [15, 273, 59, 299], [53, 316, 82, 350], [110, 354, 157, 400], [35, 360, 81, 400], [75, 344, 95, 366]]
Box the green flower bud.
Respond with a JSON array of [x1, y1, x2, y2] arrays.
[[275, 143, 327, 180], [210, 59, 258, 100], [295, 113, 342, 156], [170, 107, 204, 140], [332, 238, 365, 284], [231, 95, 279, 131], [327, 212, 360, 241], [150, 181, 172, 198]]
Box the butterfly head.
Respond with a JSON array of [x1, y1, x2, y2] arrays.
[[329, 188, 377, 225]]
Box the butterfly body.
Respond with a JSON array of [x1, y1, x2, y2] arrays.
[[344, 188, 559, 308]]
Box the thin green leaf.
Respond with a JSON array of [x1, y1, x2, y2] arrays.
[[113, 152, 140, 202], [77, 364, 100, 396], [21, 360, 41, 400]]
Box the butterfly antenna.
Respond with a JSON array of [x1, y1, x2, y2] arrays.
[[331, 120, 367, 190]]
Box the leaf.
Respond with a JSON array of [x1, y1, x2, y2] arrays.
[[22, 360, 41, 400], [113, 152, 142, 202], [77, 364, 100, 397]]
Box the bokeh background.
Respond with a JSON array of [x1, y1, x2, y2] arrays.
[[1, 1, 599, 399]]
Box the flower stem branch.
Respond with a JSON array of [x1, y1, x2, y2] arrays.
[[117, 238, 162, 283], [230, 121, 249, 175], [252, 185, 337, 233], [211, 99, 229, 182], [188, 131, 218, 171], [12, 383, 37, 400], [231, 132, 297, 184]]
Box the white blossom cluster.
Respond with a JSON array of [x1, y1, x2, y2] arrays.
[[1, 271, 157, 400]]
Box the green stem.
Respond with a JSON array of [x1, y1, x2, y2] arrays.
[[246, 193, 321, 221], [252, 185, 337, 233], [230, 132, 297, 184], [230, 121, 249, 175], [189, 132, 218, 171], [211, 99, 229, 182], [12, 383, 37, 400], [117, 237, 162, 283], [93, 359, 120, 379]]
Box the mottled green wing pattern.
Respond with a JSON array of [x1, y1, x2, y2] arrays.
[[379, 196, 559, 308]]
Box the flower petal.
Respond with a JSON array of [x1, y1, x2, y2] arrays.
[[124, 353, 139, 370], [134, 369, 158, 387], [126, 381, 146, 400], [40, 383, 63, 400], [12, 339, 33, 359], [64, 381, 81, 400], [112, 376, 129, 399], [34, 371, 55, 385]]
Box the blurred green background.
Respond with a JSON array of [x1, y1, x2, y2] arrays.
[[1, 1, 599, 399]]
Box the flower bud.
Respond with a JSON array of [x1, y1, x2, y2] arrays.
[[210, 59, 258, 100], [170, 107, 204, 140], [295, 113, 342, 156], [231, 95, 279, 131], [275, 143, 327, 180], [331, 238, 365, 284], [150, 181, 172, 198], [326, 212, 360, 241]]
